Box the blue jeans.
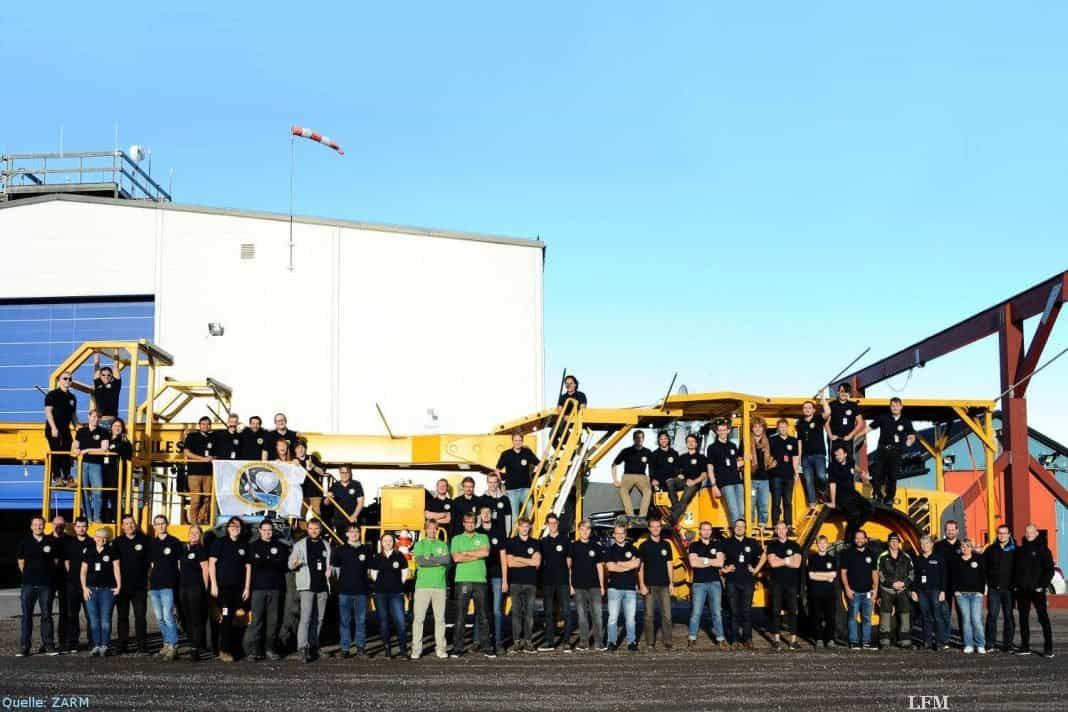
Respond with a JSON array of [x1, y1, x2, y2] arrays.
[[937, 598, 953, 643], [801, 455, 827, 504], [338, 593, 368, 650], [955, 593, 986, 649], [847, 592, 873, 645], [720, 484, 744, 526], [85, 587, 114, 649], [606, 589, 637, 645], [688, 581, 724, 641], [20, 584, 55, 652], [751, 480, 770, 527], [472, 577, 503, 649], [148, 588, 178, 647], [505, 489, 528, 529], [82, 462, 103, 522], [915, 590, 947, 648], [375, 593, 407, 653]]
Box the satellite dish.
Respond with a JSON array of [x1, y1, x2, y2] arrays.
[[128, 144, 147, 162], [678, 384, 689, 395]]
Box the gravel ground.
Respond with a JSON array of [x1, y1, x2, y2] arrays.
[[1, 610, 1065, 711]]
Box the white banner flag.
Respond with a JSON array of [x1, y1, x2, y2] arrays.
[[213, 460, 306, 518]]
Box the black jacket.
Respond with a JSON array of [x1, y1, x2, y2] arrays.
[[982, 540, 1015, 592], [1013, 536, 1054, 592]]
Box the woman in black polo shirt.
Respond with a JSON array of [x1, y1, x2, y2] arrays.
[[370, 533, 409, 658], [180, 524, 210, 661], [209, 517, 251, 662], [294, 440, 325, 521], [103, 418, 133, 523], [81, 528, 121, 656]]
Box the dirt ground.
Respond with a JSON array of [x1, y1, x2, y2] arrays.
[[1, 607, 1064, 711]]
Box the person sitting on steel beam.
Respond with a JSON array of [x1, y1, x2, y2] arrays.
[[865, 397, 917, 505], [668, 433, 708, 522], [612, 430, 654, 520], [826, 383, 865, 468], [826, 443, 872, 544], [649, 430, 680, 496]]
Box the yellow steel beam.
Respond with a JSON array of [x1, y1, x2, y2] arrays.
[[952, 406, 996, 452], [984, 411, 998, 543]]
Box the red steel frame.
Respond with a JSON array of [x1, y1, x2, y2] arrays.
[[841, 271, 1068, 536]]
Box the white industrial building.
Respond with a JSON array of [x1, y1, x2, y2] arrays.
[[0, 188, 545, 437]]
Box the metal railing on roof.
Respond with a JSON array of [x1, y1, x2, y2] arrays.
[[0, 150, 171, 202]]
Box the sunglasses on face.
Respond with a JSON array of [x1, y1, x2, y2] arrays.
[[60, 377, 72, 381]]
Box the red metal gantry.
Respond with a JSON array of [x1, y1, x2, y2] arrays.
[[840, 271, 1068, 537]]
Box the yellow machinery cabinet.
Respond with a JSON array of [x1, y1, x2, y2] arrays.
[[380, 485, 426, 531]]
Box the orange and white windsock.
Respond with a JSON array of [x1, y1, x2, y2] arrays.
[[290, 125, 344, 156]]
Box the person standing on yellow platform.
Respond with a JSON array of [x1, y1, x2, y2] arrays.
[[611, 431, 653, 519]]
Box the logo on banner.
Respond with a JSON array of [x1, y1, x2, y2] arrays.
[[234, 463, 288, 509]]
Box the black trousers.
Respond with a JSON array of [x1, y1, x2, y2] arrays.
[[872, 447, 903, 502], [115, 588, 148, 652], [1016, 589, 1053, 654], [62, 579, 87, 650], [244, 589, 282, 657], [838, 497, 872, 543], [769, 583, 798, 636], [217, 585, 245, 655], [46, 428, 73, 480], [179, 586, 208, 653], [725, 581, 754, 643], [807, 589, 836, 643]]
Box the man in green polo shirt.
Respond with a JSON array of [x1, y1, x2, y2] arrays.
[[450, 512, 493, 658], [411, 520, 450, 659]]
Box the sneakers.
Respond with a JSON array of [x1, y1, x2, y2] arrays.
[[1015, 649, 1032, 656], [977, 647, 987, 655], [435, 651, 448, 659], [849, 644, 861, 651], [483, 651, 497, 659], [861, 643, 877, 652], [16, 649, 29, 657], [1043, 651, 1055, 659], [267, 651, 281, 661], [537, 643, 555, 652], [574, 645, 589, 652], [826, 640, 837, 649], [963, 646, 974, 654], [626, 642, 639, 652], [43, 648, 60, 656], [607, 643, 619, 653], [159, 645, 177, 661]]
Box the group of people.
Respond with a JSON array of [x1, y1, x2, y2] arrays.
[[607, 384, 915, 538], [16, 501, 1058, 662]]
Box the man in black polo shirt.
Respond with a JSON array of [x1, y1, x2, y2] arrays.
[[912, 534, 947, 650], [865, 397, 916, 504], [720, 518, 763, 649], [934, 520, 963, 648], [538, 513, 572, 651], [612, 431, 653, 519], [827, 444, 871, 544], [765, 521, 802, 650], [638, 516, 674, 650], [450, 476, 481, 538], [148, 515, 183, 660], [265, 413, 298, 460], [649, 431, 680, 494], [16, 515, 59, 656], [184, 417, 215, 525], [687, 521, 726, 649], [805, 535, 838, 648], [494, 433, 539, 524], [333, 524, 372, 657], [245, 519, 289, 661], [92, 352, 123, 428], [669, 434, 708, 522], [113, 514, 150, 655], [424, 478, 453, 530], [48, 515, 69, 651], [796, 398, 828, 504], [840, 529, 878, 650], [325, 465, 364, 537], [60, 516, 91, 653], [213, 413, 244, 461], [570, 518, 605, 652], [480, 473, 512, 532], [73, 410, 110, 524], [603, 524, 640, 652], [44, 371, 78, 485], [475, 505, 507, 654], [502, 517, 540, 653], [240, 416, 269, 460], [768, 419, 800, 530], [826, 383, 864, 467], [707, 422, 744, 527]]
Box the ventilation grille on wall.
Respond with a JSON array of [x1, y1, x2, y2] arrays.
[[240, 243, 255, 260]]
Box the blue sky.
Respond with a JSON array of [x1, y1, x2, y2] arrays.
[[4, 2, 1067, 439]]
